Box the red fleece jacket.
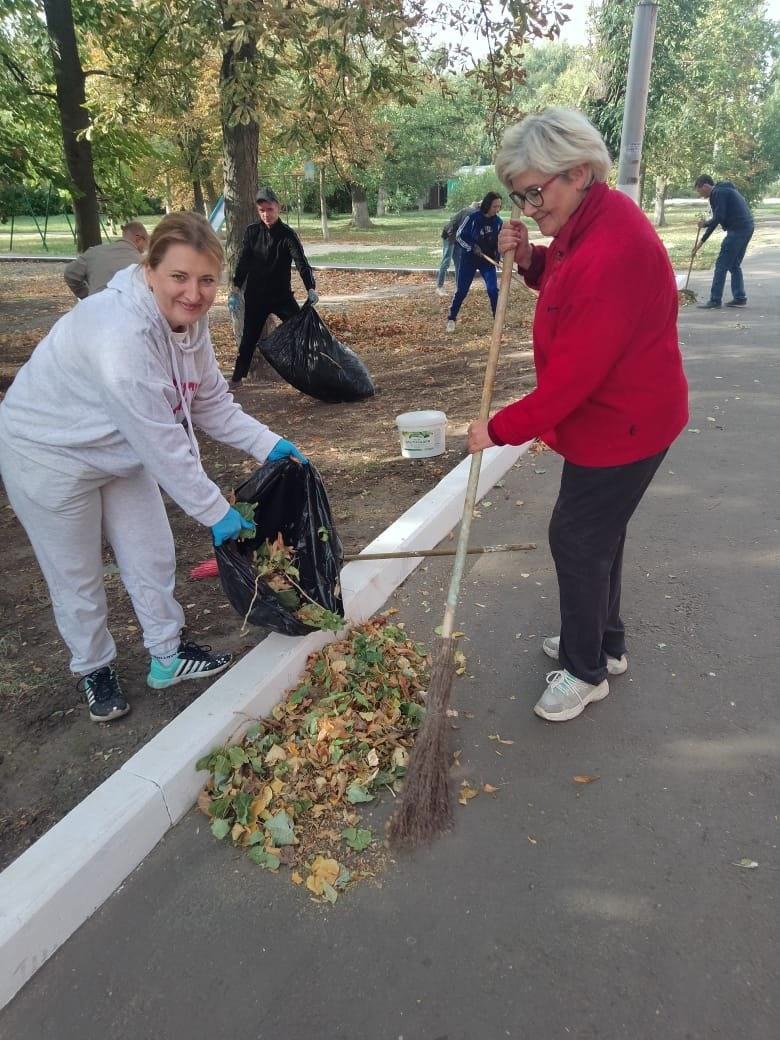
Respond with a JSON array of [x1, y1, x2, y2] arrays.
[[487, 182, 688, 466]]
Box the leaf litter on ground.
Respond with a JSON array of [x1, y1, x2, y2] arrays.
[[197, 613, 429, 901]]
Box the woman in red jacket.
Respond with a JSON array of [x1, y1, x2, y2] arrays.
[[467, 107, 688, 723]]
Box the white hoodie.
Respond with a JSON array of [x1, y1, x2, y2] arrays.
[[0, 264, 280, 527]]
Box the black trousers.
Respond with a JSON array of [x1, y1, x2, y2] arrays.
[[232, 288, 300, 381], [549, 449, 667, 685]]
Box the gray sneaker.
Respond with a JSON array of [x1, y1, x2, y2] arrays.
[[543, 635, 627, 676], [534, 669, 609, 722]]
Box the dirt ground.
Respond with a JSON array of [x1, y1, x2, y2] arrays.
[[0, 261, 537, 870]]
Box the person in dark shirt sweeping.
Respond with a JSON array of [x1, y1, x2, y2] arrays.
[[693, 176, 754, 309], [228, 187, 318, 386]]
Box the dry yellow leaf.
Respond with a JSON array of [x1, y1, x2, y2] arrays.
[[196, 789, 212, 817], [483, 784, 499, 795], [265, 744, 287, 765], [291, 871, 303, 886], [330, 659, 348, 673], [528, 836, 537, 845], [367, 748, 380, 768], [231, 822, 246, 843], [573, 775, 600, 784], [306, 856, 341, 896], [488, 734, 515, 745], [270, 778, 285, 796], [458, 783, 479, 805], [249, 787, 273, 820]]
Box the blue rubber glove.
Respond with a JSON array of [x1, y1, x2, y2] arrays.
[[211, 506, 255, 547], [267, 438, 308, 464], [307, 288, 319, 305], [227, 290, 241, 316]]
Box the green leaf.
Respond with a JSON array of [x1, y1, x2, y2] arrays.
[[210, 818, 230, 840], [248, 847, 281, 871], [245, 722, 262, 741], [275, 588, 301, 611], [400, 701, 425, 725], [341, 827, 372, 851], [265, 809, 297, 847], [212, 754, 232, 786], [321, 881, 338, 904], [346, 782, 375, 804], [195, 751, 216, 772], [208, 795, 233, 819], [233, 791, 253, 826], [247, 830, 266, 846], [317, 525, 330, 542], [228, 746, 248, 769]]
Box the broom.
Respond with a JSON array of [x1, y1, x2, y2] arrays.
[[388, 212, 521, 849], [677, 227, 701, 306]]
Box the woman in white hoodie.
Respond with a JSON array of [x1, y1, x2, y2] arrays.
[[0, 213, 306, 723]]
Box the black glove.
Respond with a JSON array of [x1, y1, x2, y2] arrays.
[[472, 245, 484, 259]]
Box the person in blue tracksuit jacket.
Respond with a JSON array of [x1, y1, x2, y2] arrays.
[[446, 192, 503, 332], [693, 175, 754, 309]]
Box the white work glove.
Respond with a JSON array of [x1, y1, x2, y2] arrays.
[[307, 289, 319, 305]]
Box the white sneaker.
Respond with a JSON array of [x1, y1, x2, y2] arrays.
[[446, 320, 456, 333], [542, 635, 627, 676], [436, 287, 448, 298], [534, 669, 609, 722]]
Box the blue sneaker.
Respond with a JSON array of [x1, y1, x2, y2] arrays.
[[77, 666, 130, 723], [147, 640, 232, 690]]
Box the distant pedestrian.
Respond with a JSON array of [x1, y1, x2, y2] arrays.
[[445, 192, 503, 333], [693, 175, 754, 309], [63, 221, 149, 298], [436, 201, 479, 297], [228, 187, 318, 387]]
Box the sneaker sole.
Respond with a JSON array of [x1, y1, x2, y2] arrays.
[[542, 643, 628, 676], [146, 658, 231, 690], [89, 704, 131, 723], [534, 680, 609, 722]]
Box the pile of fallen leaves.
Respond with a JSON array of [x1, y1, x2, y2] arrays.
[[197, 613, 429, 902]]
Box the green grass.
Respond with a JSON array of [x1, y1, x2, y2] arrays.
[[4, 203, 778, 271], [0, 213, 165, 256]]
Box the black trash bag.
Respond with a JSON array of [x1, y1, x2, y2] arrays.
[[259, 303, 375, 404], [215, 459, 344, 637]]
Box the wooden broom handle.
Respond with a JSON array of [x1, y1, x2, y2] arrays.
[[439, 205, 522, 640]]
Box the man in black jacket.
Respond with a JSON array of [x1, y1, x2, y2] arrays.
[[693, 175, 754, 309], [229, 187, 318, 385]]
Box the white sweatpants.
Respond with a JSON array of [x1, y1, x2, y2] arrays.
[[0, 437, 184, 675]]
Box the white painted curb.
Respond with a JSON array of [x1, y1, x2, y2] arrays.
[[0, 441, 528, 1008]]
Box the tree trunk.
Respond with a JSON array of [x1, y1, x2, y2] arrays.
[[417, 193, 425, 212], [41, 0, 101, 251], [193, 179, 206, 215], [376, 184, 387, 216], [653, 175, 668, 228], [319, 166, 330, 241], [349, 182, 373, 229], [219, 11, 259, 280], [204, 176, 219, 213]]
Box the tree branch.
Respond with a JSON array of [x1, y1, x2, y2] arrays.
[[0, 49, 57, 99]]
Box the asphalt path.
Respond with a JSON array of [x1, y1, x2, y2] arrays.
[[1, 250, 777, 1040]]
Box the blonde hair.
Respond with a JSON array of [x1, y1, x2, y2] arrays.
[[144, 212, 223, 270], [495, 107, 612, 187]]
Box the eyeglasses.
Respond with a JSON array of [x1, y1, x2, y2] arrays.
[[508, 174, 562, 210]]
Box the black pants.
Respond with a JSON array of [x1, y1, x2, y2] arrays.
[[232, 288, 300, 381], [549, 450, 667, 685]]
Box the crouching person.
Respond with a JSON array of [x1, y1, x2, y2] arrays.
[[0, 213, 306, 722]]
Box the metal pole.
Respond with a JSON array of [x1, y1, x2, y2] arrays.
[[616, 1, 658, 204]]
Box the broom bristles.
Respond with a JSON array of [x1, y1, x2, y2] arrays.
[[388, 637, 456, 848]]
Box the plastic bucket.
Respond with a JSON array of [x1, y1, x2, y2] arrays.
[[395, 410, 447, 459]]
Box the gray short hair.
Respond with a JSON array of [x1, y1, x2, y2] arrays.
[[495, 107, 612, 188]]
